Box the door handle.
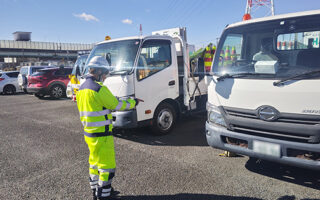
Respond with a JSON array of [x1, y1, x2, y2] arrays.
[[168, 80, 175, 86]]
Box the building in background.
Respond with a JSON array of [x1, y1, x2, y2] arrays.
[[0, 32, 94, 70]]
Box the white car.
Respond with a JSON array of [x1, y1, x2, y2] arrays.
[[0, 71, 22, 95]]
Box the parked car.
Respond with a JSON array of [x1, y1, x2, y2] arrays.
[[18, 66, 53, 93], [0, 71, 23, 95], [27, 67, 72, 99]]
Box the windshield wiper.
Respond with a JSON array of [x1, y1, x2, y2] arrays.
[[217, 72, 272, 81], [273, 70, 320, 86]]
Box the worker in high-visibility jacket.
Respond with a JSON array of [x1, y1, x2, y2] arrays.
[[204, 45, 213, 72], [204, 44, 216, 72], [76, 56, 141, 200]]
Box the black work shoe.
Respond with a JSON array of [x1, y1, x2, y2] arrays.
[[111, 187, 120, 196], [98, 197, 120, 200], [92, 189, 97, 200]]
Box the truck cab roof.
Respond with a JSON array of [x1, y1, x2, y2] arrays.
[[227, 9, 320, 29], [96, 35, 175, 46]]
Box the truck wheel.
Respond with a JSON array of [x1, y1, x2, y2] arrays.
[[3, 85, 16, 95], [152, 103, 176, 135], [50, 85, 65, 99]]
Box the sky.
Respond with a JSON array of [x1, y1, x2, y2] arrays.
[[1, 0, 320, 49]]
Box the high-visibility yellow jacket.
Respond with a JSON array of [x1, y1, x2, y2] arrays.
[[76, 76, 136, 137]]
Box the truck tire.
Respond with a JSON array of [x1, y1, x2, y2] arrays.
[[3, 85, 16, 95], [151, 102, 176, 135], [50, 84, 65, 99]]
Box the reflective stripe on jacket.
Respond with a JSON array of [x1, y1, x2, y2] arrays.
[[76, 76, 136, 137]]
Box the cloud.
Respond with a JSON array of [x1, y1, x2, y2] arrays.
[[74, 13, 99, 22], [122, 19, 133, 25]]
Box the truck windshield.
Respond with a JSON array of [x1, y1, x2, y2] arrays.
[[84, 39, 140, 75], [212, 15, 320, 80], [72, 54, 88, 75]]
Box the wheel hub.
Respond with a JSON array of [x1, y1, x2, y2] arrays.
[[157, 109, 173, 131], [52, 87, 63, 97]]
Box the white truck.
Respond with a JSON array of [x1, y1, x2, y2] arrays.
[[205, 10, 320, 169], [82, 28, 207, 134]]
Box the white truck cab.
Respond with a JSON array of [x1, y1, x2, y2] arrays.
[[82, 28, 207, 134], [206, 10, 320, 169]]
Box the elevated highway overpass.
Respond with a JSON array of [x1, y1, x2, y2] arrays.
[[0, 40, 94, 61]]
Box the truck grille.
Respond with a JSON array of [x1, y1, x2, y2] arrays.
[[225, 108, 320, 125], [223, 107, 320, 144], [232, 125, 314, 143]]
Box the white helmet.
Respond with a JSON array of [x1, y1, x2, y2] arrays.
[[87, 56, 110, 75]]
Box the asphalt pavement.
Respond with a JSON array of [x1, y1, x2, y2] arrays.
[[0, 94, 319, 200]]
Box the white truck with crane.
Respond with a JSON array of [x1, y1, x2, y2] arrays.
[[82, 28, 208, 134], [205, 10, 320, 169]]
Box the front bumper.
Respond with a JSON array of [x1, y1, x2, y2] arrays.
[[206, 121, 320, 170], [112, 110, 138, 129], [27, 87, 48, 94]]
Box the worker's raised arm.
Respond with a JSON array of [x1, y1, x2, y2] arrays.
[[97, 86, 136, 111]]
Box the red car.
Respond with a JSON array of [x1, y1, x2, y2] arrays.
[[27, 67, 72, 99]]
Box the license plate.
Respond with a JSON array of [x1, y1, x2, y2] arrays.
[[253, 140, 280, 157]]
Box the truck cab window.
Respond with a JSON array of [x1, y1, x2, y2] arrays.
[[217, 34, 243, 70], [277, 31, 320, 68], [137, 40, 171, 80]]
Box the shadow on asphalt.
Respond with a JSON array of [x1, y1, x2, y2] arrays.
[[113, 114, 209, 147], [115, 194, 319, 200], [0, 92, 26, 96], [36, 96, 70, 101], [278, 196, 319, 200], [116, 193, 263, 200], [245, 157, 320, 190]]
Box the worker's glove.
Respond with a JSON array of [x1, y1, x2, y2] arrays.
[[134, 98, 144, 106], [134, 98, 139, 106]]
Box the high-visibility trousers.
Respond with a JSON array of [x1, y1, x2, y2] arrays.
[[85, 135, 116, 197]]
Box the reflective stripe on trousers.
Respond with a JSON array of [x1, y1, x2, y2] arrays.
[[89, 174, 99, 190], [96, 168, 115, 198]]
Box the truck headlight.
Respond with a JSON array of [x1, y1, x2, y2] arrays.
[[207, 103, 227, 127]]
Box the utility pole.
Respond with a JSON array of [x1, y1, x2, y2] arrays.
[[244, 0, 275, 20], [139, 24, 143, 37]]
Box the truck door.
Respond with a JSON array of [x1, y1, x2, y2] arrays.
[[134, 39, 179, 121]]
